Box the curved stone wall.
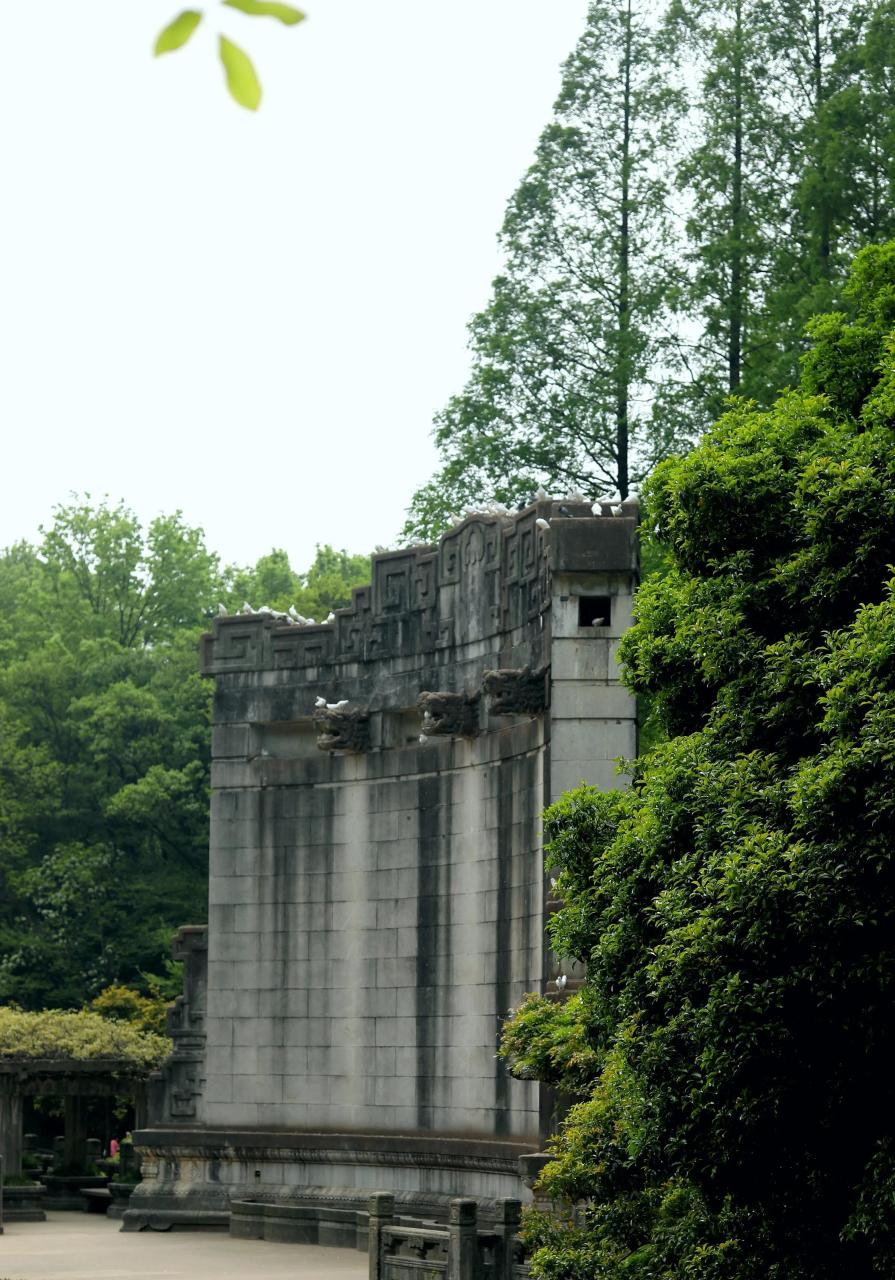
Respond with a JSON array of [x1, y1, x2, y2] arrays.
[[131, 499, 639, 1225]]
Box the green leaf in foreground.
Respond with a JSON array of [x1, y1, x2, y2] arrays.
[[154, 9, 204, 56], [222, 0, 306, 24], [219, 35, 262, 110]]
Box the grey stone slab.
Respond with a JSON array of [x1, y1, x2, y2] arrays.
[[229, 1046, 260, 1074], [233, 1073, 282, 1104], [340, 927, 398, 961]]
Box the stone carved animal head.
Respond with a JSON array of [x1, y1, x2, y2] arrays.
[[417, 690, 478, 737], [313, 706, 370, 753], [482, 665, 548, 716]]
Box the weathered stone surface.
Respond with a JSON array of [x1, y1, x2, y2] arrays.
[[135, 502, 639, 1228]]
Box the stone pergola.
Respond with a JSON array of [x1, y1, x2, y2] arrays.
[[0, 1058, 149, 1175]]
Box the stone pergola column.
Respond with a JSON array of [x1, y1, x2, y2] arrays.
[[0, 1089, 23, 1177], [133, 1084, 148, 1131], [63, 1094, 88, 1171]]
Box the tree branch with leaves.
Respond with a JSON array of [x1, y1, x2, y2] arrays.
[[155, 0, 306, 110]]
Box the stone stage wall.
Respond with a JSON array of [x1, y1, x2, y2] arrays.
[[128, 498, 638, 1230]]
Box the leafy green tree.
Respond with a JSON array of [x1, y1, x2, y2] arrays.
[[0, 500, 217, 1007], [405, 0, 691, 540], [0, 502, 372, 1009], [223, 544, 370, 620], [501, 242, 895, 1278], [90, 982, 176, 1037], [36, 498, 219, 648]]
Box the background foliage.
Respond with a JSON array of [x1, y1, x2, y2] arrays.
[[0, 500, 369, 1010], [501, 242, 895, 1278]]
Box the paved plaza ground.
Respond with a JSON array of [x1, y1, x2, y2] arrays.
[[0, 1212, 367, 1279]]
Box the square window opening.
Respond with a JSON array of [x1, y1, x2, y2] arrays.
[[578, 596, 612, 628]]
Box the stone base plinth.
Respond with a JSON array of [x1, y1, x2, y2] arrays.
[[230, 1199, 364, 1250], [107, 1181, 138, 1221], [3, 1182, 47, 1222], [126, 1128, 537, 1233]]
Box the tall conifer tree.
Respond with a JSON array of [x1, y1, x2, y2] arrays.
[[405, 0, 688, 540], [757, 0, 857, 389], [671, 0, 786, 418]]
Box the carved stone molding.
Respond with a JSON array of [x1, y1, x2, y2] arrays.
[[313, 706, 370, 753], [418, 691, 478, 738], [133, 1128, 534, 1177], [148, 926, 207, 1125], [482, 666, 548, 716]]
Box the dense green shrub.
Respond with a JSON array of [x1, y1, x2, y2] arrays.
[[0, 1007, 169, 1071], [501, 242, 895, 1278]]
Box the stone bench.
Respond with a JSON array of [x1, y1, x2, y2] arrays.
[[82, 1188, 111, 1215]]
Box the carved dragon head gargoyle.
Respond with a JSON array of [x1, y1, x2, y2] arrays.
[[417, 690, 478, 737], [313, 705, 370, 753], [482, 665, 549, 716]]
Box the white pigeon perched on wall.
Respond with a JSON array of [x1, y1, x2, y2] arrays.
[[611, 504, 624, 516], [217, 604, 228, 616], [535, 517, 550, 531], [555, 974, 567, 992], [534, 485, 548, 501], [314, 696, 327, 708], [419, 733, 429, 745], [240, 602, 254, 615], [325, 612, 335, 624]]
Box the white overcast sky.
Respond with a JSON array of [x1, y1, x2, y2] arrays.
[[0, 0, 589, 571]]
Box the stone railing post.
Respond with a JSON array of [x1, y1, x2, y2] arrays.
[[493, 1199, 523, 1280], [448, 1199, 478, 1280], [367, 1191, 394, 1280], [518, 1152, 553, 1211]]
